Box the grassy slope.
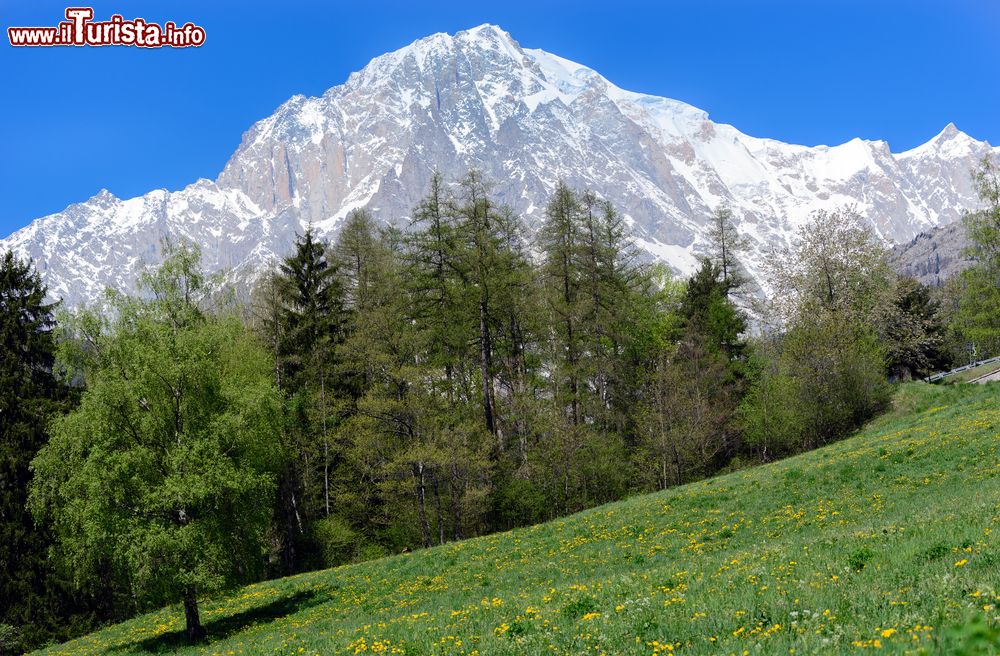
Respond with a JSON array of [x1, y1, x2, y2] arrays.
[[945, 361, 1000, 384], [39, 383, 1000, 656]]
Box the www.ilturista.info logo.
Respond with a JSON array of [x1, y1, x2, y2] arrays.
[[8, 8, 205, 48]]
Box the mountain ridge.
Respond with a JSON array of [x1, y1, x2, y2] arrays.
[[3, 24, 997, 305]]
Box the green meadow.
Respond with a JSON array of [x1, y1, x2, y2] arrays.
[[38, 382, 1000, 656]]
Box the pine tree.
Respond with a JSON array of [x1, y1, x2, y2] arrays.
[[0, 252, 111, 652], [680, 259, 748, 362], [268, 228, 348, 572]]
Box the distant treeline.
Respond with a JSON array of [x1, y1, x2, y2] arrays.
[[3, 157, 998, 650]]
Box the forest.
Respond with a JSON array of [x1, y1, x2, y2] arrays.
[[2, 157, 999, 651]]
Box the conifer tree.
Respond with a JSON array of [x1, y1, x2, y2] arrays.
[[264, 229, 348, 571], [277, 228, 343, 389], [706, 207, 749, 291], [336, 209, 492, 551], [536, 184, 644, 514], [0, 252, 112, 651], [680, 259, 748, 362], [406, 171, 467, 393], [449, 171, 533, 449], [0, 251, 61, 645], [539, 181, 587, 426]]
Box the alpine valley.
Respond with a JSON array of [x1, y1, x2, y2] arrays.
[[4, 24, 997, 305]]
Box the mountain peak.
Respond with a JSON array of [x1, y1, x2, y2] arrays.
[[2, 26, 994, 307], [84, 188, 120, 209], [457, 23, 512, 39], [935, 122, 964, 141], [898, 122, 981, 161]]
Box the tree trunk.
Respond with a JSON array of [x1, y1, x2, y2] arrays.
[[479, 300, 497, 438], [184, 590, 206, 642], [433, 472, 445, 546], [450, 463, 463, 540], [414, 462, 431, 548], [278, 465, 302, 574], [321, 373, 330, 518]]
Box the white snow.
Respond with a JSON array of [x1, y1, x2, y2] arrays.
[[1, 24, 993, 307]]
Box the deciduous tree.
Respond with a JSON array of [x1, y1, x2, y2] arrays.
[[30, 243, 283, 643]]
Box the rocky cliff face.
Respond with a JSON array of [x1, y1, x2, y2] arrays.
[[3, 24, 997, 305], [890, 222, 973, 288]]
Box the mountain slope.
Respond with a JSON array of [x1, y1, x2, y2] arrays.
[[890, 221, 972, 287], [38, 382, 1000, 655], [4, 25, 998, 305]]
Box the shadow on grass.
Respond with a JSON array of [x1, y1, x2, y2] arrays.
[[116, 589, 324, 654]]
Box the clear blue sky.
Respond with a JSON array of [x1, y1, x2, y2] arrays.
[[2, 0, 998, 237]]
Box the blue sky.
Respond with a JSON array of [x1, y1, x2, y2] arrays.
[[2, 0, 998, 237]]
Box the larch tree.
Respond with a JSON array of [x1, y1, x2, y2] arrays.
[[706, 206, 749, 291], [539, 181, 588, 427], [336, 209, 492, 551]]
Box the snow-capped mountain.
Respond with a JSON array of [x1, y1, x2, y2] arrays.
[[3, 24, 997, 306]]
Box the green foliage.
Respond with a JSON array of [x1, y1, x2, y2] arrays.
[[337, 207, 494, 551], [637, 253, 746, 490], [848, 546, 875, 572], [737, 344, 804, 460], [0, 251, 121, 652], [310, 515, 360, 567], [29, 243, 284, 641], [0, 624, 19, 654], [937, 614, 1000, 656], [16, 174, 930, 648], [744, 209, 895, 458], [741, 313, 890, 456], [679, 258, 747, 361], [877, 277, 951, 380], [953, 156, 1000, 356], [0, 250, 60, 644], [769, 207, 894, 323], [255, 226, 351, 575], [276, 227, 343, 389], [640, 334, 739, 488]]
